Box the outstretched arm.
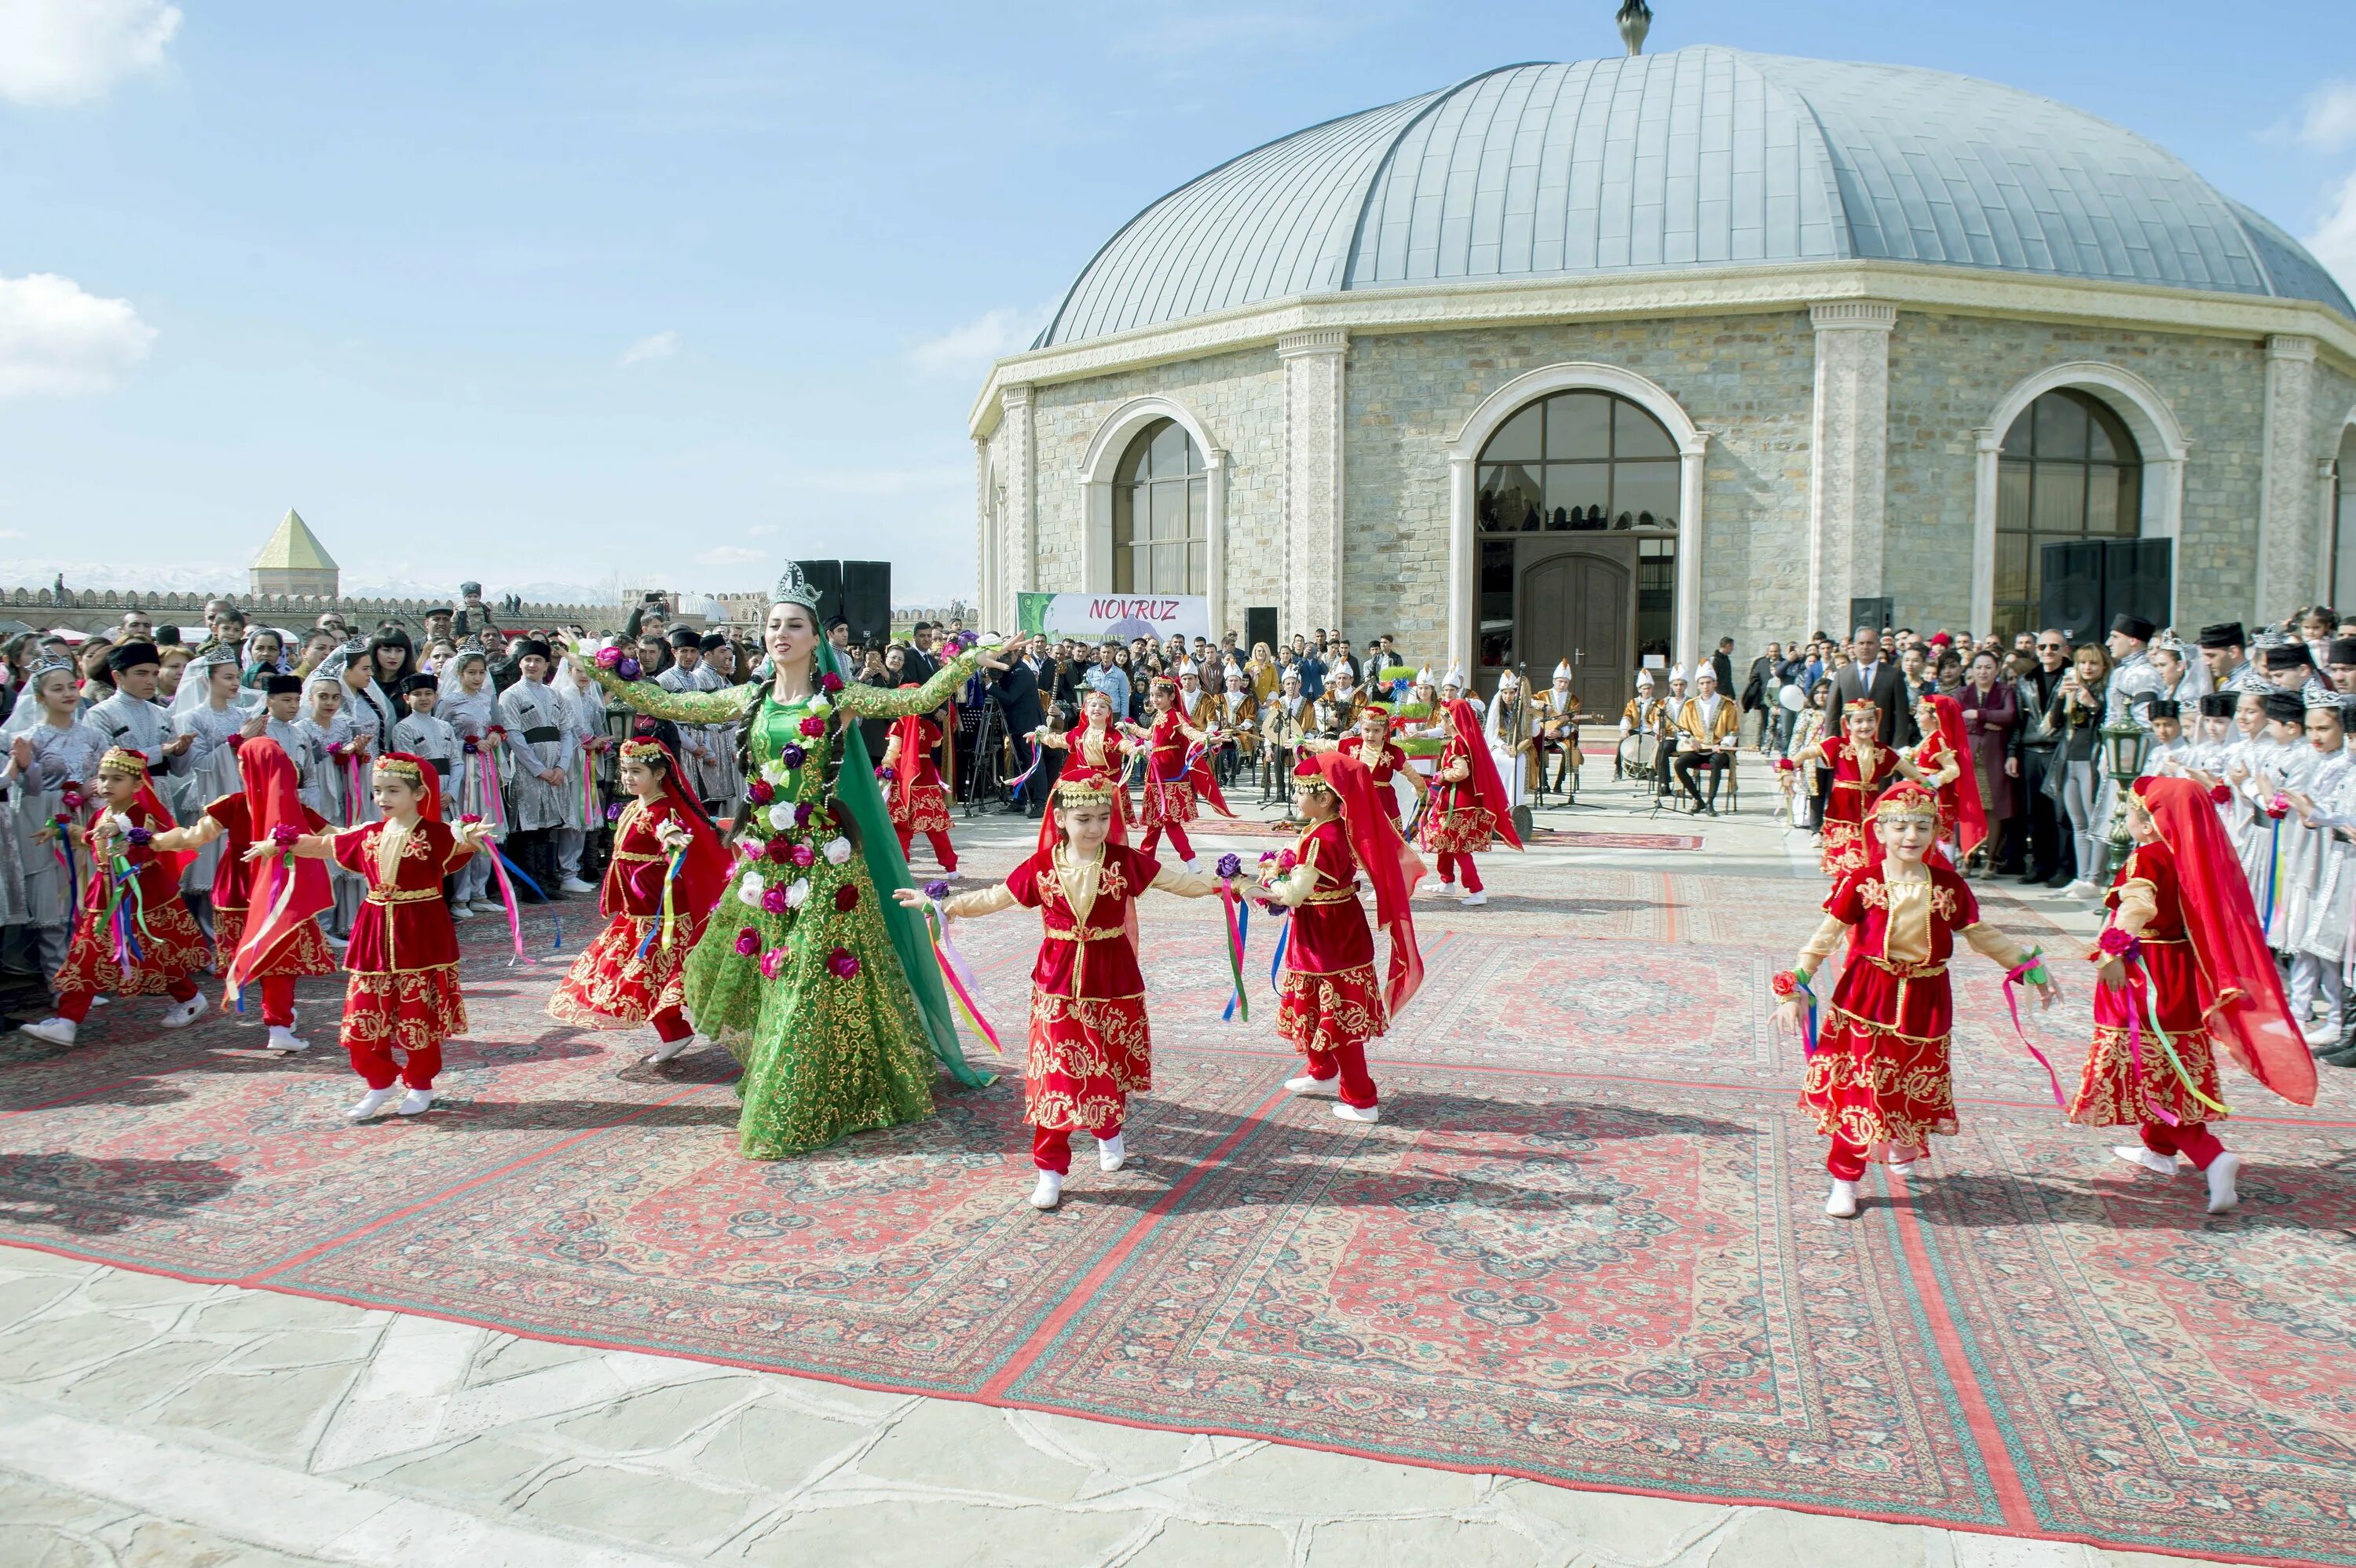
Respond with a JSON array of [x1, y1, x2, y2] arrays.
[[145, 814, 226, 854], [573, 651, 758, 725], [1148, 865, 1221, 900], [894, 883, 1017, 920], [839, 640, 1013, 721]]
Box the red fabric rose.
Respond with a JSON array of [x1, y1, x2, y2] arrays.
[[798, 716, 825, 738], [734, 928, 759, 956], [2096, 926, 2135, 957], [834, 883, 858, 912], [746, 779, 775, 806]]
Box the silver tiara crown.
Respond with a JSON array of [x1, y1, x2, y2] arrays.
[[23, 656, 74, 682], [774, 560, 822, 613]]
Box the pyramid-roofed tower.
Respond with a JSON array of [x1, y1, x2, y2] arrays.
[[249, 509, 339, 598]]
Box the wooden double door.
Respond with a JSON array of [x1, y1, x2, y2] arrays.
[[1513, 545, 1633, 715]]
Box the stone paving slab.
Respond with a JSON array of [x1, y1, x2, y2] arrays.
[[0, 789, 2233, 1568]]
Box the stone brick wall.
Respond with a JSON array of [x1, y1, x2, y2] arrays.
[[1885, 316, 2270, 633], [1343, 315, 1818, 656], [1026, 349, 1286, 605]]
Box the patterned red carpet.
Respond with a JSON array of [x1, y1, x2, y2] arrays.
[[2, 863, 2351, 1567]]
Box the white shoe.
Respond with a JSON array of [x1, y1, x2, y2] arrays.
[[558, 877, 597, 896], [2114, 1145, 2177, 1176], [1180, 858, 1202, 877], [1029, 1171, 1063, 1211], [1422, 881, 1460, 897], [2204, 1151, 2241, 1215], [643, 1034, 693, 1065], [1283, 1073, 1333, 1095], [1825, 1179, 1860, 1219], [159, 996, 206, 1029], [397, 1088, 436, 1117], [2302, 1018, 2343, 1047], [2061, 879, 2100, 899], [1331, 1102, 1380, 1123], [1097, 1132, 1126, 1172], [17, 1017, 76, 1047], [347, 1087, 400, 1120], [1885, 1160, 1914, 1177], [1460, 890, 1487, 907], [266, 1025, 309, 1053], [451, 902, 474, 921]]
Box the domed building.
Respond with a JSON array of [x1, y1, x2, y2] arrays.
[[969, 35, 2356, 704]]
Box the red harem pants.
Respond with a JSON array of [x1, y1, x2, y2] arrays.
[[1299, 1040, 1378, 1108], [1137, 822, 1193, 862], [1032, 1118, 1122, 1174], [894, 826, 958, 872], [57, 977, 199, 1024], [1436, 852, 1484, 892]]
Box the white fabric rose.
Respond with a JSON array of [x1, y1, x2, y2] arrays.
[[807, 697, 832, 719], [785, 878, 811, 909], [737, 871, 766, 907], [767, 802, 796, 832], [761, 761, 789, 786], [822, 836, 853, 866]]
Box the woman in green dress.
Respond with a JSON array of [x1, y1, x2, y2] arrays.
[[574, 564, 1017, 1158]]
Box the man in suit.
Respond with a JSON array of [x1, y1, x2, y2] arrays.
[[1831, 626, 1916, 748], [1709, 637, 1736, 703], [982, 647, 1046, 816], [1740, 641, 1779, 747]]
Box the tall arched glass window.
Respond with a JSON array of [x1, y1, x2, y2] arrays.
[[1112, 418, 1206, 594], [1993, 389, 2143, 640], [1473, 390, 1679, 535]]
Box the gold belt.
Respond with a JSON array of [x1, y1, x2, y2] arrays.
[[1304, 889, 1357, 905], [1044, 927, 1125, 942], [612, 850, 664, 862], [366, 888, 443, 905], [1869, 957, 1947, 979]]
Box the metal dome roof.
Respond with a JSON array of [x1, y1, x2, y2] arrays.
[[1037, 46, 2352, 348]]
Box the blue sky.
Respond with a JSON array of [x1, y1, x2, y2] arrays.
[[2, 0, 2353, 605]]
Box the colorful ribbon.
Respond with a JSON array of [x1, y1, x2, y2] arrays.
[[486, 847, 562, 963], [1999, 953, 2067, 1107], [2263, 814, 2282, 930], [225, 850, 304, 1008], [635, 847, 686, 959], [1267, 911, 1291, 992], [1217, 880, 1249, 1022], [1003, 737, 1046, 793], [927, 897, 1004, 1054], [2119, 951, 2231, 1120], [342, 751, 367, 827]]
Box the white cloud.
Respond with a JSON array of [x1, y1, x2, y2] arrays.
[[0, 272, 155, 397], [906, 306, 1048, 380], [616, 330, 679, 368], [745, 523, 777, 538], [2292, 82, 2356, 152], [0, 0, 181, 107], [2306, 170, 2356, 299], [695, 545, 764, 567]]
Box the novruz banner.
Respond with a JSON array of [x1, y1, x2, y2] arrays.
[[1015, 592, 1209, 645]]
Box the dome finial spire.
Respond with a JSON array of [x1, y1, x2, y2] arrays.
[[1615, 0, 1652, 56]]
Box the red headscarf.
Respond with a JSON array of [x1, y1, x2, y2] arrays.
[[1918, 693, 1988, 855], [1440, 698, 1522, 850], [1860, 779, 1954, 874], [2132, 776, 2314, 1106], [98, 749, 197, 882], [225, 738, 332, 1000], [1300, 749, 1426, 1014], [375, 751, 443, 823], [627, 738, 729, 919], [1033, 762, 1132, 858]]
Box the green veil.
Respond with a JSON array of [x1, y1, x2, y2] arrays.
[[814, 637, 993, 1089]]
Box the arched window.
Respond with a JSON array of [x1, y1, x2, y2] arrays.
[[1112, 418, 1206, 594], [1473, 390, 1679, 535], [1993, 389, 2142, 640]]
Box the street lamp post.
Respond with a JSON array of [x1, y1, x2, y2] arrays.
[[2100, 715, 2149, 875]]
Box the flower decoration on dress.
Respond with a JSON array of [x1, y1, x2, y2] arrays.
[[797, 716, 825, 738], [827, 946, 860, 980], [737, 871, 766, 906], [821, 672, 844, 695], [615, 656, 642, 681], [763, 837, 794, 864], [2096, 926, 2136, 958], [271, 823, 300, 849], [759, 947, 787, 980], [734, 928, 760, 956], [833, 883, 858, 912], [766, 802, 796, 832], [594, 646, 624, 671], [788, 842, 815, 869], [778, 743, 807, 769], [1215, 853, 1241, 879], [746, 779, 775, 806], [784, 878, 811, 909], [759, 885, 788, 915], [761, 761, 790, 786], [821, 837, 852, 866], [793, 802, 814, 828], [923, 879, 949, 900]]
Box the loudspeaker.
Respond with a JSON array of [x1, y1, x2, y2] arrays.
[[2102, 539, 2173, 636], [794, 560, 844, 631], [1245, 606, 1278, 656], [2037, 539, 2171, 643], [841, 561, 892, 646], [1847, 596, 1893, 638]]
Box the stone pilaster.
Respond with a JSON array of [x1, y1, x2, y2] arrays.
[[1806, 302, 1896, 634], [1279, 329, 1347, 640], [2255, 335, 2317, 621], [1000, 384, 1037, 607]]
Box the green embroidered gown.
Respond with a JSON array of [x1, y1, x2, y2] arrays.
[[585, 647, 990, 1157]]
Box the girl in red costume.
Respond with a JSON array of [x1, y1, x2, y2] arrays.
[[1125, 675, 1232, 872], [1035, 689, 1134, 829], [21, 748, 213, 1047], [1774, 782, 2056, 1218], [1793, 699, 1927, 879], [899, 773, 1219, 1212], [1263, 751, 1425, 1122], [2072, 775, 2314, 1215], [1418, 697, 1521, 907], [279, 754, 492, 1120], [140, 737, 338, 1053], [1329, 702, 1425, 830], [1909, 692, 1988, 868], [548, 737, 728, 1065], [878, 693, 958, 873]]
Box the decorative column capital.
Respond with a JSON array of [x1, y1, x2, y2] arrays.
[[1001, 382, 1034, 410], [1205, 448, 1231, 470], [1974, 426, 2002, 455], [1276, 327, 1348, 360], [2266, 334, 2318, 364], [1809, 301, 1897, 333]]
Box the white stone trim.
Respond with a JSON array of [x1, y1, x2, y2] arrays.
[[1443, 361, 1707, 676], [1282, 331, 1348, 641], [2256, 335, 2320, 624], [1001, 385, 1037, 607], [1968, 361, 2190, 633], [1806, 302, 1897, 636], [1074, 395, 1229, 628], [971, 259, 2356, 438]]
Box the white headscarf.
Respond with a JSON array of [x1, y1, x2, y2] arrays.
[[169, 645, 251, 719]]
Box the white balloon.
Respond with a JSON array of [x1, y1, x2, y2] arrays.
[[1778, 684, 1805, 713]]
